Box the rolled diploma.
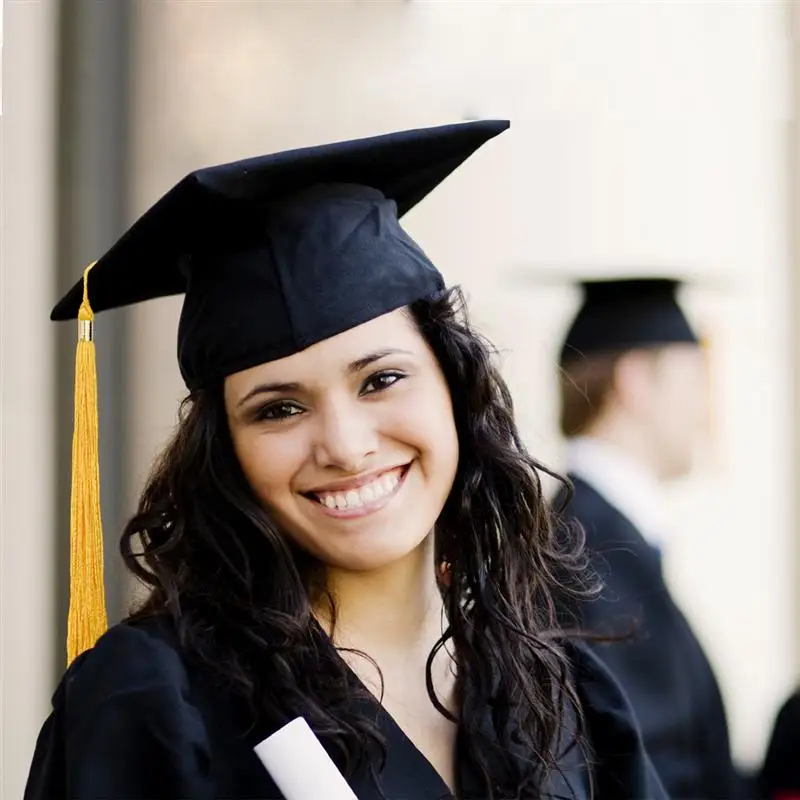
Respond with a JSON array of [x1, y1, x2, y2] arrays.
[[253, 716, 359, 800]]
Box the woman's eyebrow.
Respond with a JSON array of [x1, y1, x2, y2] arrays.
[[347, 348, 413, 375], [236, 381, 301, 409]]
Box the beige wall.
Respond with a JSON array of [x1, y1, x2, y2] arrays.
[[790, 0, 800, 673], [1, 2, 59, 798], [119, 0, 793, 769]]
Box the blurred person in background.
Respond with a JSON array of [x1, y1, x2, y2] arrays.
[[23, 124, 668, 800], [551, 276, 746, 800]]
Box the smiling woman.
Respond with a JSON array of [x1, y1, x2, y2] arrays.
[[26, 122, 668, 800]]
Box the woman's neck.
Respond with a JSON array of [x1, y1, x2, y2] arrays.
[[314, 536, 446, 656]]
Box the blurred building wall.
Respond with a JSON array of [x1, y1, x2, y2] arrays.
[[125, 1, 795, 767], [790, 0, 800, 674]]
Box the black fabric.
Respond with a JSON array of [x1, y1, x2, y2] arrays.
[[25, 619, 667, 800], [560, 278, 698, 364], [759, 690, 800, 799], [555, 475, 746, 800], [49, 120, 508, 389]]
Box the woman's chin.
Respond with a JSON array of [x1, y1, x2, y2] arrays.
[[317, 537, 429, 574]]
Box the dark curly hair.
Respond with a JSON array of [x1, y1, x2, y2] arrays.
[[121, 286, 592, 798]]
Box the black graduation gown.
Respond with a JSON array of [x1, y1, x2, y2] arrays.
[[24, 618, 667, 800], [555, 475, 745, 800], [759, 689, 800, 799]]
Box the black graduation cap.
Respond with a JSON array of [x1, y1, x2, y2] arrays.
[[560, 277, 699, 363], [504, 267, 705, 363], [52, 119, 510, 389], [55, 120, 510, 664]]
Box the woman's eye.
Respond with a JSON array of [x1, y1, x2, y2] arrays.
[[254, 402, 304, 422], [362, 371, 404, 395]]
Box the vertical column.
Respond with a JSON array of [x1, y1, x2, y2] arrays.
[[1, 2, 58, 797], [54, 0, 132, 628]]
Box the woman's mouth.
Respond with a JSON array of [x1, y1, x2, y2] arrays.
[[304, 464, 410, 518]]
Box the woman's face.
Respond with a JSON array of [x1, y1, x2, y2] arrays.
[[224, 308, 459, 572]]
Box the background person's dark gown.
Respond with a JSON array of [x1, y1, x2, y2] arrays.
[[25, 619, 667, 799], [556, 475, 746, 800]]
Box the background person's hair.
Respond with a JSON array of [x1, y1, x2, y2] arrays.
[[558, 351, 624, 438], [121, 286, 593, 798]]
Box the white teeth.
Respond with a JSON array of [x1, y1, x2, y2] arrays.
[[317, 469, 403, 510]]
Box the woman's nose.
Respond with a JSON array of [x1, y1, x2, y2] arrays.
[[312, 398, 379, 473]]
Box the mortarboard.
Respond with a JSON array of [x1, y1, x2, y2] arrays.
[[503, 267, 706, 363], [559, 277, 698, 364], [54, 120, 510, 663], [53, 119, 510, 388]]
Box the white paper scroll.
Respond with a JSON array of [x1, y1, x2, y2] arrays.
[[254, 716, 359, 800]]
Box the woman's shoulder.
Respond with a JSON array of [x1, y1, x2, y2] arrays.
[[59, 617, 188, 705], [25, 619, 215, 800], [567, 638, 634, 716], [564, 639, 670, 799]]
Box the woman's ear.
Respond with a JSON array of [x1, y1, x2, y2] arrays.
[[437, 560, 452, 589]]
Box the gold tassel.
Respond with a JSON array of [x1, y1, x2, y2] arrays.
[[66, 262, 108, 665]]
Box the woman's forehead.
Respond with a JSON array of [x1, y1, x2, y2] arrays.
[[226, 309, 423, 389]]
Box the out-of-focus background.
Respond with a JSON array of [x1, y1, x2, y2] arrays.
[[3, 1, 799, 797]]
